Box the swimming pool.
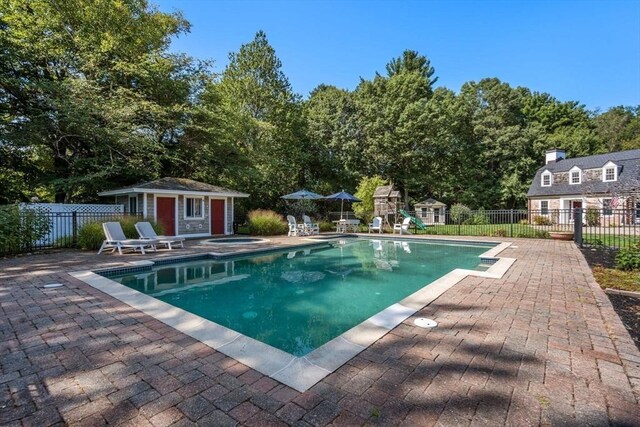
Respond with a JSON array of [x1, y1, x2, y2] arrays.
[[201, 237, 269, 245], [105, 238, 494, 355], [74, 237, 514, 391]]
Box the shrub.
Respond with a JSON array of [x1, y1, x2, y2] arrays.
[[77, 217, 162, 250], [450, 203, 471, 224], [77, 222, 105, 250], [319, 221, 335, 232], [616, 246, 640, 271], [0, 205, 52, 255], [492, 229, 507, 237], [464, 207, 490, 225], [533, 215, 552, 226], [247, 209, 288, 236], [586, 208, 600, 226]]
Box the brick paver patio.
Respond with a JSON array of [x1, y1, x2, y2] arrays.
[[1, 237, 639, 426]]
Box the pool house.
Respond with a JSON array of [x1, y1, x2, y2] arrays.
[[98, 177, 249, 237]]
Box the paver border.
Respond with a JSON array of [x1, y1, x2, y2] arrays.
[[70, 237, 515, 392]]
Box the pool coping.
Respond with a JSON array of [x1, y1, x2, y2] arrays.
[[69, 237, 515, 392]]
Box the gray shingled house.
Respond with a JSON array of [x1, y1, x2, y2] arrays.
[[527, 148, 640, 225], [98, 178, 249, 237]]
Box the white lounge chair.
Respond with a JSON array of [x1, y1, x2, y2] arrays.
[[287, 215, 307, 237], [98, 222, 158, 255], [368, 216, 383, 234], [302, 215, 320, 235], [135, 221, 185, 250], [393, 217, 412, 235]]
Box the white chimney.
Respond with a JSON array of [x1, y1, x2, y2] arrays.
[[545, 148, 566, 164]]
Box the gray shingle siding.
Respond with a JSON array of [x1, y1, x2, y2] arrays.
[[527, 149, 640, 197]]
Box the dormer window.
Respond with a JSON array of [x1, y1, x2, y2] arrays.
[[602, 161, 618, 182], [569, 167, 581, 185], [541, 170, 552, 187]]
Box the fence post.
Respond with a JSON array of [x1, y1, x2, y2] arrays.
[[574, 208, 583, 247], [510, 209, 514, 237], [72, 211, 78, 247]]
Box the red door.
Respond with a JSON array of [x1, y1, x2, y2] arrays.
[[156, 197, 176, 236], [211, 199, 225, 235]]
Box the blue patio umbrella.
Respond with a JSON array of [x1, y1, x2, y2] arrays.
[[281, 189, 324, 200], [323, 190, 361, 219]]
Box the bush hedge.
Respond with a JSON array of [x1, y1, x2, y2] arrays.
[[77, 217, 162, 250], [0, 205, 51, 255], [247, 209, 288, 236]]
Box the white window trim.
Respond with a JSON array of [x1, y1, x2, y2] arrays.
[[569, 166, 582, 185], [541, 170, 553, 187], [184, 196, 205, 220], [602, 161, 618, 182], [540, 200, 550, 215]]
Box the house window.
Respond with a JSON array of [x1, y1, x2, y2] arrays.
[[602, 199, 613, 216], [570, 169, 581, 185], [604, 166, 616, 182], [421, 207, 427, 217], [185, 197, 203, 219], [541, 172, 552, 187], [540, 201, 549, 215], [128, 196, 137, 214]]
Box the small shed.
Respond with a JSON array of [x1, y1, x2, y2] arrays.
[[414, 198, 447, 225], [373, 185, 403, 223], [98, 177, 249, 237]]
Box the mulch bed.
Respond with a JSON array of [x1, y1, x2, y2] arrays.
[[581, 247, 640, 350]]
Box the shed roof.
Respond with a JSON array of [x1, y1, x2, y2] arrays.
[[415, 198, 446, 207], [98, 177, 249, 197], [373, 185, 401, 198], [527, 149, 640, 197]]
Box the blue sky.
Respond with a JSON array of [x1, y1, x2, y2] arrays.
[[155, 0, 640, 111]]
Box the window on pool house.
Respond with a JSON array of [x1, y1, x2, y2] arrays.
[[602, 199, 613, 216], [540, 201, 549, 215], [541, 171, 552, 187], [185, 197, 203, 219]]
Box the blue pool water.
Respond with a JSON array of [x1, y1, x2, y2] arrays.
[[106, 238, 494, 356]]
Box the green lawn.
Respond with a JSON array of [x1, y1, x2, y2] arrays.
[[398, 223, 548, 238], [583, 234, 640, 249]]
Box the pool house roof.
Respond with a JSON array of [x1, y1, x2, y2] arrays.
[[98, 177, 249, 198]]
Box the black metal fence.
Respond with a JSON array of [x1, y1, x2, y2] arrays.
[[0, 211, 141, 257], [5, 207, 640, 257], [330, 208, 640, 249]]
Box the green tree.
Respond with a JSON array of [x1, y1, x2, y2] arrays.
[[352, 176, 388, 221], [594, 106, 640, 151], [216, 31, 309, 209], [305, 84, 363, 193], [0, 0, 202, 202], [355, 52, 437, 205]]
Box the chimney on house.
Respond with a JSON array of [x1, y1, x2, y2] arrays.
[[545, 148, 566, 165]]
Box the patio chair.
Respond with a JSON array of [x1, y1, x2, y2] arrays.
[[135, 221, 185, 250], [287, 215, 307, 237], [393, 217, 412, 235], [302, 215, 320, 235], [368, 216, 383, 234], [98, 222, 158, 255]]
